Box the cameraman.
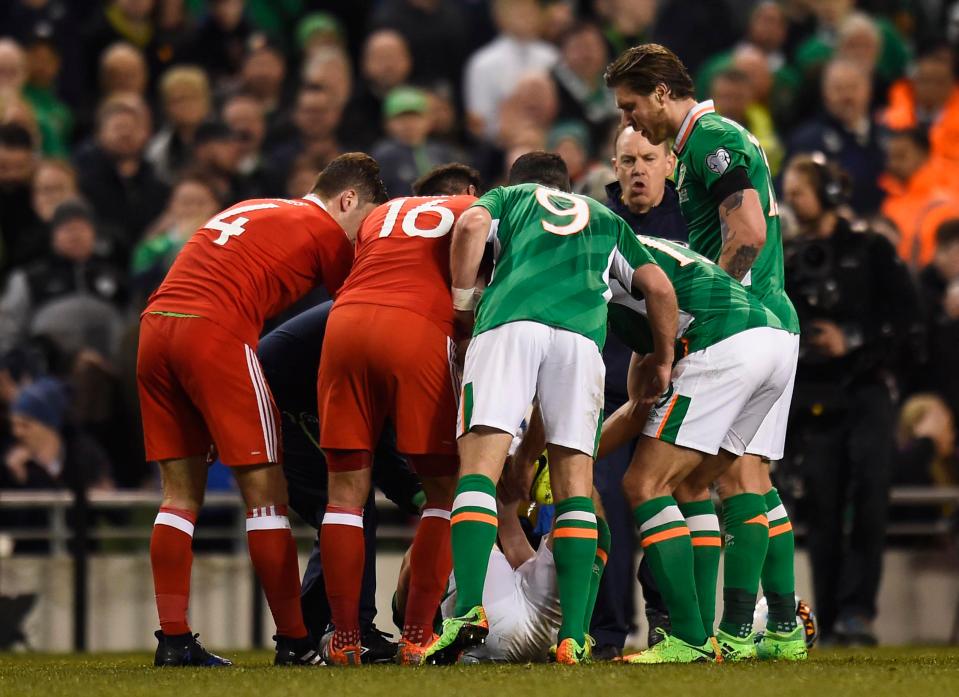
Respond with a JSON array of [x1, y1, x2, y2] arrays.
[[781, 153, 920, 646]]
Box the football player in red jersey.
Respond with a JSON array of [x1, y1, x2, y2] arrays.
[[316, 164, 482, 665], [137, 153, 388, 667]]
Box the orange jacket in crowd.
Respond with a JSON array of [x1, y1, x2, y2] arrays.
[[883, 78, 959, 164], [880, 162, 959, 267]]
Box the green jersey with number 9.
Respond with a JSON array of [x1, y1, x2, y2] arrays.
[[471, 183, 656, 350], [673, 100, 800, 334]]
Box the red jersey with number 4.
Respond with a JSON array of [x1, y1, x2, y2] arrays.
[[144, 195, 353, 346], [334, 195, 476, 336]]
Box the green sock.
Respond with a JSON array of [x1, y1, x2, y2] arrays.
[[680, 499, 721, 636], [718, 493, 769, 638], [583, 516, 611, 630], [762, 488, 798, 632], [634, 496, 706, 646], [553, 496, 598, 643], [450, 474, 498, 616]]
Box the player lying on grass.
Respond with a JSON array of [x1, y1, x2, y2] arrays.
[[137, 153, 387, 668], [606, 43, 802, 661], [395, 464, 611, 664], [592, 235, 799, 663], [425, 152, 679, 666], [258, 300, 425, 663], [316, 164, 483, 666]]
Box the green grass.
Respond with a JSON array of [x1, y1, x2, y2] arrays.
[[2, 648, 958, 697]]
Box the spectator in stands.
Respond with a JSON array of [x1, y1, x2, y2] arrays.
[[497, 72, 559, 150], [880, 129, 959, 268], [372, 86, 459, 197], [73, 94, 168, 254], [0, 123, 40, 278], [131, 173, 220, 302], [222, 92, 276, 198], [297, 12, 346, 58], [0, 37, 27, 97], [97, 42, 149, 101], [190, 120, 244, 204], [81, 0, 161, 98], [696, 1, 801, 129], [237, 37, 287, 128], [547, 121, 596, 193], [178, 0, 251, 91], [1, 376, 113, 491], [0, 199, 127, 358], [11, 159, 80, 273], [285, 154, 323, 199], [550, 22, 616, 148], [301, 47, 352, 109], [787, 59, 885, 215], [341, 30, 413, 151], [21, 33, 71, 158], [373, 0, 469, 94], [916, 220, 959, 420], [464, 0, 558, 141], [146, 65, 212, 184], [883, 46, 959, 168], [794, 0, 910, 95], [269, 88, 343, 187], [896, 394, 958, 494]]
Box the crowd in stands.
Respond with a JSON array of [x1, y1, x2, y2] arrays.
[[1, 0, 958, 511]]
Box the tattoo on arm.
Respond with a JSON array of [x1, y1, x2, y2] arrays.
[[720, 190, 745, 216], [725, 244, 759, 281]]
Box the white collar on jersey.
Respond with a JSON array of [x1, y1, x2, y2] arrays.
[[673, 100, 715, 155], [302, 193, 328, 211]]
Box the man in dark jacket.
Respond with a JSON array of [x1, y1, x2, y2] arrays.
[[590, 126, 688, 659], [786, 59, 886, 215]]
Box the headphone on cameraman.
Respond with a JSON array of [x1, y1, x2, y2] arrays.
[[808, 151, 848, 210]]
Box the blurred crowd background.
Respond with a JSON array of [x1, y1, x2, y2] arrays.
[[1, 0, 959, 557]]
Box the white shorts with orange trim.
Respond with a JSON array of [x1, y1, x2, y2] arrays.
[[458, 322, 605, 457], [641, 327, 795, 456], [745, 333, 799, 460]]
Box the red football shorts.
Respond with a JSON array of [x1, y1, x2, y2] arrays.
[[137, 313, 281, 466], [317, 304, 458, 472]]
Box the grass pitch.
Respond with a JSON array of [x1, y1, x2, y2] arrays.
[[2, 648, 958, 697]]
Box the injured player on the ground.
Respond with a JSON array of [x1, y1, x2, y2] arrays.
[[394, 477, 607, 664]]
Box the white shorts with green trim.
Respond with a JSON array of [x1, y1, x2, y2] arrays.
[[642, 327, 795, 456], [459, 321, 605, 457], [745, 332, 799, 460]]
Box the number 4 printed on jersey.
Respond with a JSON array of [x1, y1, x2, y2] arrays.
[[206, 203, 280, 246]]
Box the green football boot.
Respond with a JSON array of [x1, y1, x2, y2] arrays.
[[756, 626, 808, 661], [422, 606, 488, 665], [715, 629, 758, 661], [555, 637, 592, 665], [620, 630, 718, 664]]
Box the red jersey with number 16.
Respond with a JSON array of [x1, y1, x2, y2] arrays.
[[144, 195, 353, 346], [334, 195, 476, 336]]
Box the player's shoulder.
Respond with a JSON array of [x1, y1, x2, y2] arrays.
[[690, 113, 750, 149]]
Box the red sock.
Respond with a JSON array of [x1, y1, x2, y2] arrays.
[[403, 506, 452, 645], [246, 505, 307, 639], [320, 505, 364, 650], [151, 507, 197, 635]]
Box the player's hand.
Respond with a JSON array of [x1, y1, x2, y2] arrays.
[[632, 354, 673, 405], [808, 320, 847, 357]]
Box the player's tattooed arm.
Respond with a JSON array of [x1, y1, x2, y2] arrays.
[[717, 188, 765, 281]]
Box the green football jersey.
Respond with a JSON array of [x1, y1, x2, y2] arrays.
[[472, 183, 656, 350], [608, 235, 785, 356], [673, 100, 800, 334]]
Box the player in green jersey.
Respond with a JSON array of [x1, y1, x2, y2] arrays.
[[422, 152, 679, 666], [591, 236, 795, 664], [605, 43, 806, 662]]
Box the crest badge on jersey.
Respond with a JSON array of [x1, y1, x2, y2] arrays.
[[706, 148, 731, 175]]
